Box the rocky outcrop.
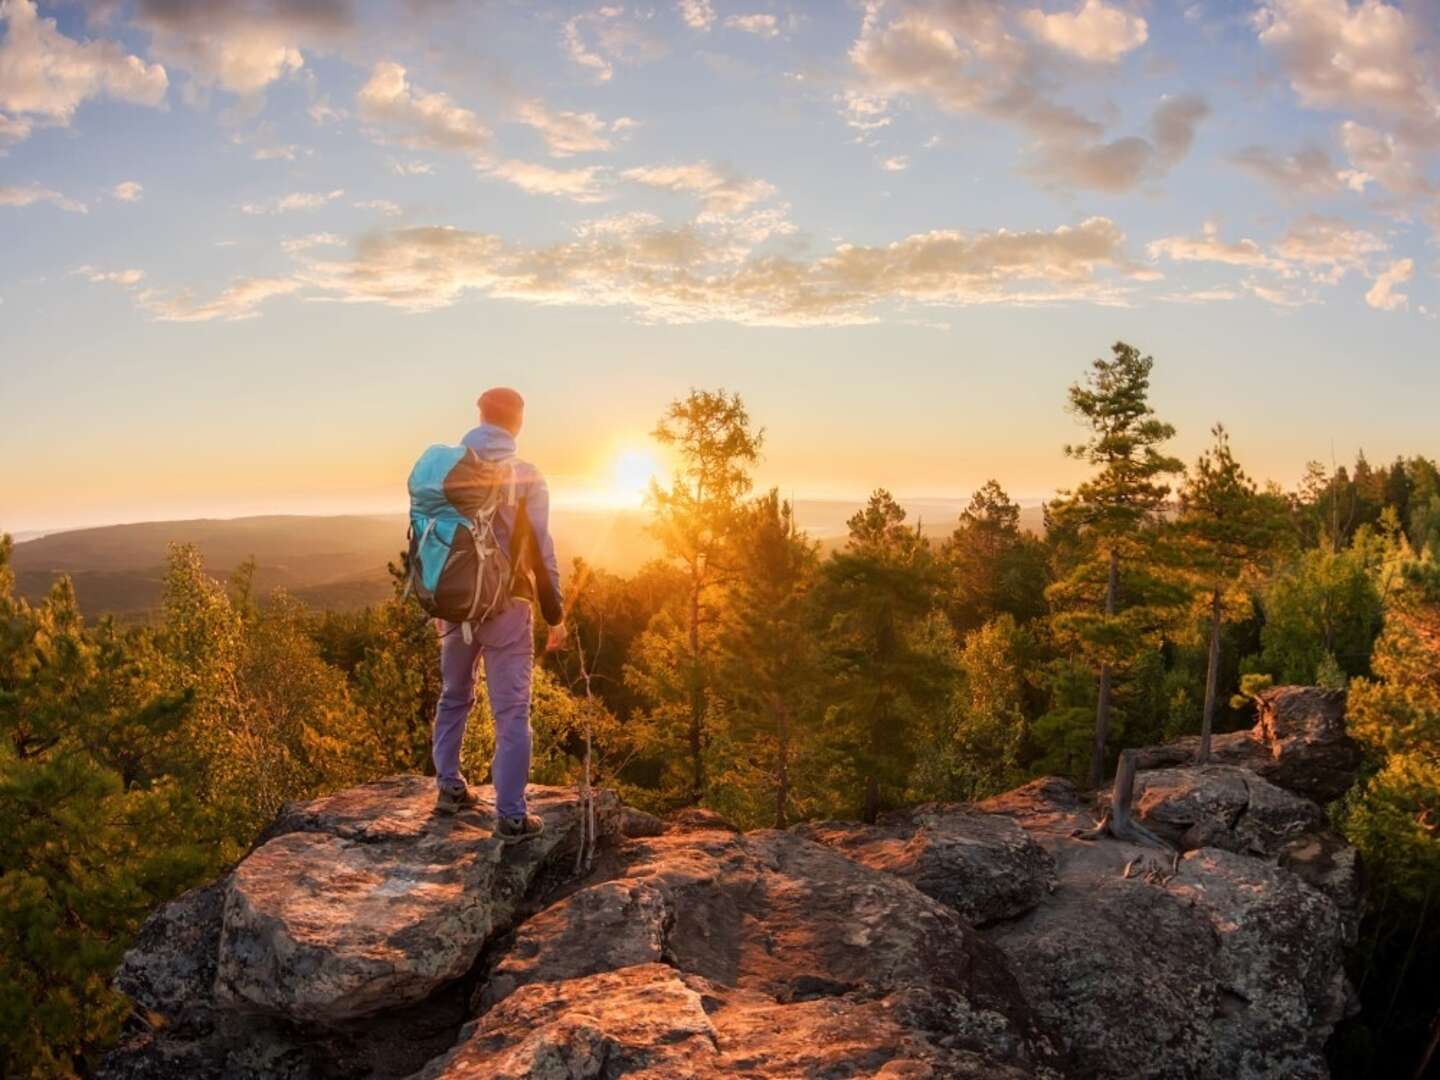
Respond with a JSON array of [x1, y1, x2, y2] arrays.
[[796, 803, 1056, 926], [104, 685, 1363, 1080]]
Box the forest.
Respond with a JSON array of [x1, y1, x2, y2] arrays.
[[2, 342, 1438, 1078]]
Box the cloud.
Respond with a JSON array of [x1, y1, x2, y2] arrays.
[[1229, 142, 1365, 195], [1365, 257, 1412, 310], [0, 183, 86, 212], [725, 13, 780, 38], [484, 160, 610, 202], [0, 0, 167, 144], [357, 61, 488, 153], [515, 98, 623, 157], [307, 96, 344, 125], [1021, 0, 1148, 63], [850, 3, 1204, 191], [279, 232, 343, 252], [880, 155, 910, 172], [1254, 0, 1438, 135], [116, 0, 351, 95], [353, 199, 401, 216], [1272, 213, 1385, 277], [111, 180, 144, 201], [293, 214, 1141, 326], [1029, 95, 1209, 192], [622, 161, 775, 215], [1243, 277, 1316, 306], [1146, 222, 1286, 270], [388, 158, 434, 176], [253, 143, 299, 160], [562, 7, 666, 83], [677, 0, 714, 30], [837, 89, 892, 133], [1339, 121, 1435, 197], [137, 276, 300, 322], [75, 264, 144, 285], [241, 188, 345, 214]]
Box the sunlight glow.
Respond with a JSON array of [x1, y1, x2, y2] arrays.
[[609, 449, 661, 507]]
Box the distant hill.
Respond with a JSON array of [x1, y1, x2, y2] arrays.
[[9, 499, 1044, 619]]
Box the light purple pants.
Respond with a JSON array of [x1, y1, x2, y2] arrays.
[[433, 600, 534, 818]]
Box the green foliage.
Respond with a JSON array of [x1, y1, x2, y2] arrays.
[[811, 489, 953, 819], [942, 480, 1047, 635], [0, 538, 225, 1076]]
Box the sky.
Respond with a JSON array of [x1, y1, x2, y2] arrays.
[[2, 0, 1438, 534]]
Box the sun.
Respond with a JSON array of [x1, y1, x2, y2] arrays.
[[608, 449, 661, 507]]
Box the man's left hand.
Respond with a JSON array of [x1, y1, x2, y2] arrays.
[[545, 623, 569, 653]]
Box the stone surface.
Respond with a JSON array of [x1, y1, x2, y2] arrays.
[[214, 777, 618, 1023], [980, 776, 1351, 1080], [795, 803, 1056, 926], [1130, 764, 1325, 855], [450, 826, 1061, 1079]]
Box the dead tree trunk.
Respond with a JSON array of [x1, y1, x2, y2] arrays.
[[1088, 547, 1120, 789], [1074, 748, 1174, 851], [1199, 589, 1222, 763]]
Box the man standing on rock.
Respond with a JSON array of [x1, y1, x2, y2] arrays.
[[433, 387, 567, 839]]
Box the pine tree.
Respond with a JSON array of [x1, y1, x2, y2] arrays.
[[713, 491, 821, 828], [633, 389, 762, 806], [1046, 342, 1184, 788], [1177, 425, 1287, 760], [812, 490, 951, 820], [942, 480, 1047, 634]]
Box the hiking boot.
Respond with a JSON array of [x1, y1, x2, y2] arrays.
[[436, 781, 481, 814], [495, 813, 545, 844]]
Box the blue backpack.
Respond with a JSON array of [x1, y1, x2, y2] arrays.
[[406, 445, 516, 630]]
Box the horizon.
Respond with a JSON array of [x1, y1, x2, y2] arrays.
[[4, 0, 1439, 538]]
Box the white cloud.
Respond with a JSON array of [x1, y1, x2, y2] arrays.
[[137, 276, 300, 322], [120, 0, 351, 96], [241, 188, 345, 214], [484, 160, 610, 203], [0, 0, 167, 144], [622, 161, 775, 215], [1365, 257, 1412, 311], [352, 199, 401, 216], [850, 3, 1204, 192], [280, 232, 343, 253], [111, 180, 144, 202], [253, 143, 299, 161], [1146, 222, 1286, 270], [1021, 0, 1148, 63], [837, 89, 892, 133], [307, 96, 344, 125], [357, 61, 488, 153], [562, 7, 665, 83], [0, 183, 86, 212], [293, 214, 1142, 325], [725, 13, 780, 39], [677, 0, 715, 31], [75, 264, 144, 286], [880, 155, 910, 172], [515, 98, 617, 157], [1229, 142, 1365, 195], [1339, 121, 1434, 197], [388, 158, 434, 176], [1272, 213, 1384, 277]]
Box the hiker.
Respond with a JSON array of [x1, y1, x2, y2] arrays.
[[430, 387, 567, 837]]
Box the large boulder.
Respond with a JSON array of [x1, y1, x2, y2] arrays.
[[795, 803, 1056, 926], [459, 822, 1063, 1077], [980, 776, 1352, 1080], [1130, 764, 1325, 855]]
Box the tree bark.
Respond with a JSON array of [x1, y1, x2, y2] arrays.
[[863, 775, 879, 825], [1413, 1005, 1440, 1080], [774, 699, 789, 830], [1199, 589, 1222, 763], [1088, 547, 1119, 790], [687, 569, 704, 806]]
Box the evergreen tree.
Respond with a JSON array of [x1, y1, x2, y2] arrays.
[[632, 389, 762, 805], [1177, 425, 1287, 760], [812, 490, 951, 820], [942, 480, 1047, 634], [1046, 342, 1184, 788], [712, 491, 822, 828]]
